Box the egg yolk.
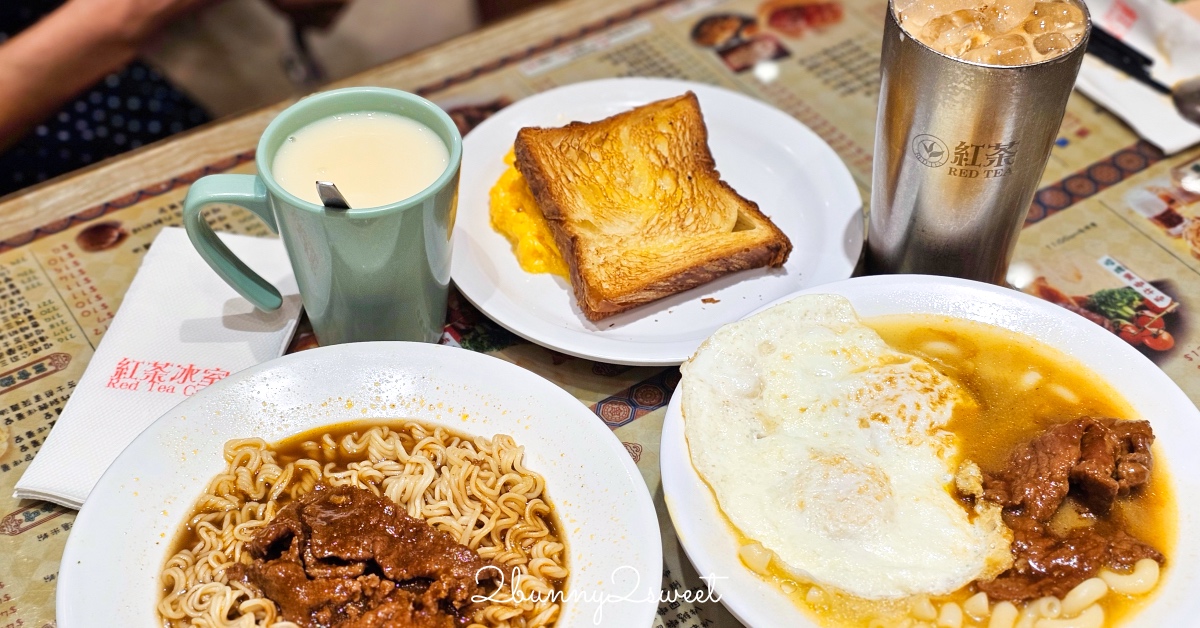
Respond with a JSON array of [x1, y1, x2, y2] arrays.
[[489, 149, 570, 279]]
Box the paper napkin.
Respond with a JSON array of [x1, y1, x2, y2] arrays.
[[1078, 0, 1200, 155], [15, 227, 302, 509]]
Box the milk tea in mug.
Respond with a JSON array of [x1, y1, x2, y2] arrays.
[[182, 87, 462, 346], [273, 111, 450, 209]]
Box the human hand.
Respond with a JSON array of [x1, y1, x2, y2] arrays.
[[266, 0, 352, 29]]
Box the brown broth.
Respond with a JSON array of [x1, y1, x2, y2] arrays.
[[271, 419, 471, 465], [162, 420, 568, 617], [745, 315, 1176, 627]]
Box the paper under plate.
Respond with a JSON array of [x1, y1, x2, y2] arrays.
[[58, 342, 661, 627], [451, 77, 863, 366]]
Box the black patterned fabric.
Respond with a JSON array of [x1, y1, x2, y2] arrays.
[[0, 1, 211, 196]]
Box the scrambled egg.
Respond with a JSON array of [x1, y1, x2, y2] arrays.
[[489, 149, 570, 279]]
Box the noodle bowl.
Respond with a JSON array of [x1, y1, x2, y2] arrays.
[[158, 421, 568, 628]]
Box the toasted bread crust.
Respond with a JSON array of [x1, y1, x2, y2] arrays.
[[515, 92, 792, 321], [578, 236, 790, 319]]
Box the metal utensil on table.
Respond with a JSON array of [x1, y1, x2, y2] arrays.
[[1174, 79, 1200, 126], [316, 181, 350, 209], [1085, 25, 1200, 126]]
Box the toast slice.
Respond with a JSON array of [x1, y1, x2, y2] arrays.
[[514, 92, 792, 321]]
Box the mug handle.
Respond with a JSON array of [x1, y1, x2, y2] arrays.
[[183, 174, 284, 311]]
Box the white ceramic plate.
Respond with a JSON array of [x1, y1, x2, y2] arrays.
[[451, 77, 863, 366], [58, 342, 661, 627], [660, 275, 1200, 627]]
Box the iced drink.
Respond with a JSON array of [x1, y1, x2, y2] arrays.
[[867, 0, 1089, 283], [896, 0, 1086, 65]]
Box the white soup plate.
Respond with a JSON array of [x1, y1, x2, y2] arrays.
[[58, 342, 662, 627], [660, 275, 1200, 627]]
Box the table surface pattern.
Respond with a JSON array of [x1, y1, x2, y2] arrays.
[[1, 0, 1198, 626]]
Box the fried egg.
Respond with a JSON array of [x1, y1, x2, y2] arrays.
[[681, 294, 1012, 600]]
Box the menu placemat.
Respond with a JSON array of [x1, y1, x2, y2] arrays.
[[2, 0, 1198, 625]]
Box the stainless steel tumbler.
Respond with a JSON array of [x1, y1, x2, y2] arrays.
[[866, 0, 1090, 284]]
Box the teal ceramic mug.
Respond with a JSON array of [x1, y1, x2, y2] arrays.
[[183, 87, 462, 345]]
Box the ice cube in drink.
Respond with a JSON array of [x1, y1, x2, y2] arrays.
[[896, 0, 1086, 65], [981, 0, 1035, 36]]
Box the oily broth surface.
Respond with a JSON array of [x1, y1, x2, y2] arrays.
[[248, 421, 566, 558], [749, 315, 1175, 627], [161, 420, 570, 622], [271, 421, 569, 582], [868, 314, 1134, 470]]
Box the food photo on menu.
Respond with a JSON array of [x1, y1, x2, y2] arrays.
[[1121, 158, 1200, 257], [1012, 250, 1186, 360], [689, 0, 847, 72], [1, 0, 1200, 626]]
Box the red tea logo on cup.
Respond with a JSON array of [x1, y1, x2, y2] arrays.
[[912, 134, 949, 168]]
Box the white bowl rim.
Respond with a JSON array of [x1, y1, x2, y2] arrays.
[[58, 341, 663, 627], [661, 274, 1200, 628]]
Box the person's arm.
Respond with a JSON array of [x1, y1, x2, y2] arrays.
[[0, 0, 353, 154], [0, 0, 211, 152]]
